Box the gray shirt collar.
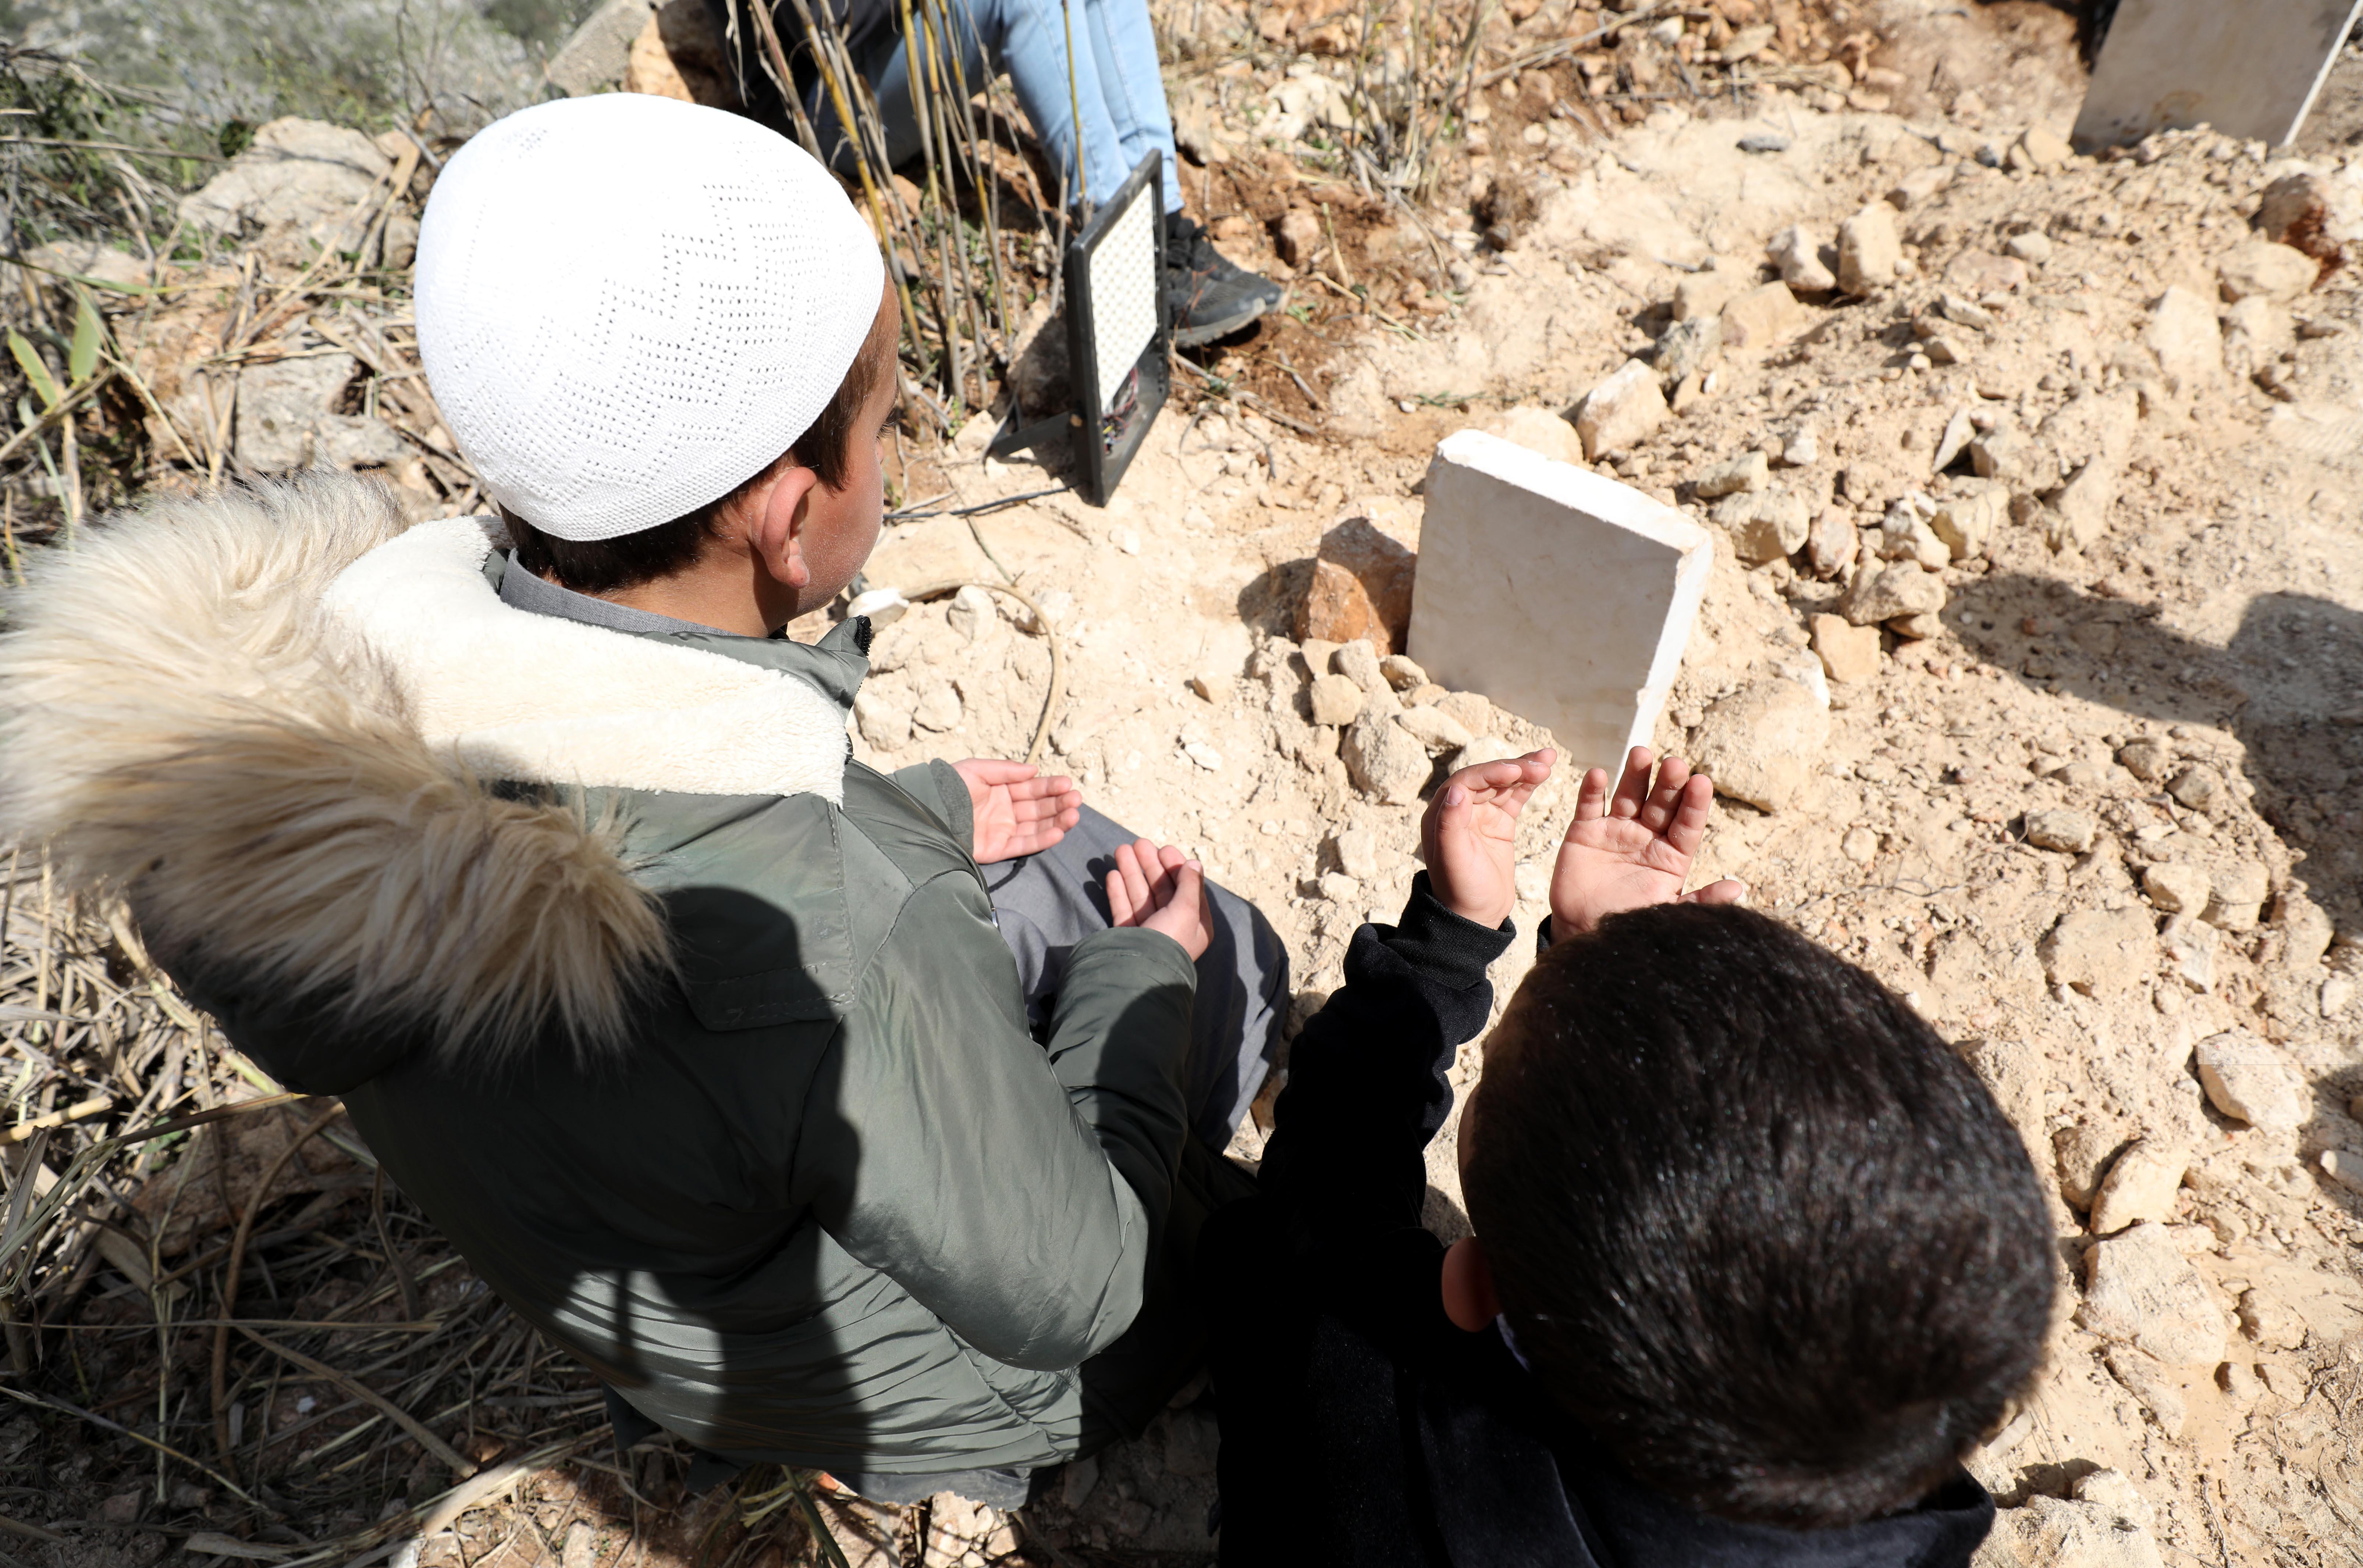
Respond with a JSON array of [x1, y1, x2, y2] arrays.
[[497, 553, 742, 639]]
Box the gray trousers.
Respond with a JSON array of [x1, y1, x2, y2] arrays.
[[983, 804, 1288, 1151]]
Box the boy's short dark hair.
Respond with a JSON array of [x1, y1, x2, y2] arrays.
[[1461, 903, 2050, 1530], [503, 302, 899, 595]]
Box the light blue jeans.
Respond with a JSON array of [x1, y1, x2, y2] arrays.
[[834, 0, 1182, 215]]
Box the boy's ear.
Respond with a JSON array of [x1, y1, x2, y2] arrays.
[[1440, 1236, 1500, 1333], [749, 463, 824, 590]]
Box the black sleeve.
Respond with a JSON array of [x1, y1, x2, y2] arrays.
[[1255, 872, 1515, 1246]]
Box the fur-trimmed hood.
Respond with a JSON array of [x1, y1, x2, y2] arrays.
[[0, 471, 856, 1073]]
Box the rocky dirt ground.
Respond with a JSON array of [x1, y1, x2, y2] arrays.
[[7, 1, 2363, 1566]]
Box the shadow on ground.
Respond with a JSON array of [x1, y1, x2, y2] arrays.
[[1943, 570, 2363, 931]]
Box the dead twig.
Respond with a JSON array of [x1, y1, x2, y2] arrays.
[[210, 1101, 347, 1470], [236, 1326, 476, 1479]]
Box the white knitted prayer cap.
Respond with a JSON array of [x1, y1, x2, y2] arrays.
[[415, 95, 885, 542]]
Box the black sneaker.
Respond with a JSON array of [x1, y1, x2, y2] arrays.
[[1164, 211, 1284, 348]]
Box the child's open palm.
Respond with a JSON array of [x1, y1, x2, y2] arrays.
[[1550, 746, 1745, 940], [953, 759, 1083, 863], [1423, 750, 1557, 929]]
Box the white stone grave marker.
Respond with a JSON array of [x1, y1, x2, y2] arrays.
[[2074, 0, 2363, 150], [1410, 430, 1712, 777]]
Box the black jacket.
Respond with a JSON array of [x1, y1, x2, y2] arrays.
[[1201, 876, 1998, 1567]]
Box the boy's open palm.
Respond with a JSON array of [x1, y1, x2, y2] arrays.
[[1422, 750, 1557, 929], [954, 759, 1083, 863], [1551, 746, 1745, 939], [1105, 839, 1213, 961]]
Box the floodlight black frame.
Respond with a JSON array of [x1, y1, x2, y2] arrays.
[[1062, 151, 1169, 508]]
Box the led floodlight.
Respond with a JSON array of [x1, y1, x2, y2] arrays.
[[992, 152, 1170, 506]]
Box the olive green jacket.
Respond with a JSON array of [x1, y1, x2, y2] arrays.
[[0, 476, 1198, 1473]]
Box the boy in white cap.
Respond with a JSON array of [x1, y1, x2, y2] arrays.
[[0, 93, 1284, 1504]]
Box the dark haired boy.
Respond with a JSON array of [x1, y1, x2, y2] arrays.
[[0, 93, 1285, 1505], [1205, 747, 2053, 1564]]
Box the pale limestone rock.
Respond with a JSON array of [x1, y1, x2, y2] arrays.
[[1397, 705, 1475, 754], [2238, 1289, 2305, 1351], [1673, 268, 1744, 320], [2217, 239, 2318, 304], [1343, 712, 1433, 804], [1840, 561, 1947, 626], [2193, 1029, 2305, 1130], [913, 683, 963, 733], [2090, 1141, 2189, 1234], [1931, 487, 2006, 560], [865, 516, 994, 599], [853, 688, 913, 750], [2018, 125, 2073, 168], [1574, 358, 1669, 461], [548, 0, 658, 95], [1878, 509, 1952, 571], [1720, 281, 1811, 349], [1889, 611, 1944, 641], [2055, 1122, 2131, 1210], [1331, 638, 1389, 695], [2047, 460, 2121, 552], [234, 355, 406, 473], [2040, 908, 2158, 995], [2102, 1346, 2186, 1437], [1837, 203, 1902, 293], [2166, 763, 2222, 813], [1810, 613, 1881, 684], [1484, 405, 1585, 466], [2117, 736, 2171, 781], [1688, 678, 1829, 813], [180, 118, 392, 261], [1454, 735, 1520, 770], [2078, 1223, 2226, 1366], [1712, 488, 1810, 563], [2321, 1150, 2363, 1196], [1805, 507, 1859, 578], [1969, 425, 2032, 484], [1379, 653, 1428, 690], [1695, 449, 1770, 498], [1931, 408, 1977, 474], [2203, 861, 2270, 932], [2274, 890, 2334, 967], [2025, 809, 2097, 854], [1887, 166, 1952, 209], [1433, 690, 1496, 735], [1331, 827, 1380, 882], [2144, 286, 2224, 393], [1653, 316, 1725, 390], [2161, 915, 2218, 993], [1308, 673, 1366, 726], [2006, 230, 2054, 265], [2141, 863, 2211, 915], [1766, 224, 1836, 291], [2220, 296, 2295, 379]]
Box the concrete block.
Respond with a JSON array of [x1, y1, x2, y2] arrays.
[[2073, 0, 2363, 150], [1410, 430, 1712, 776]]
